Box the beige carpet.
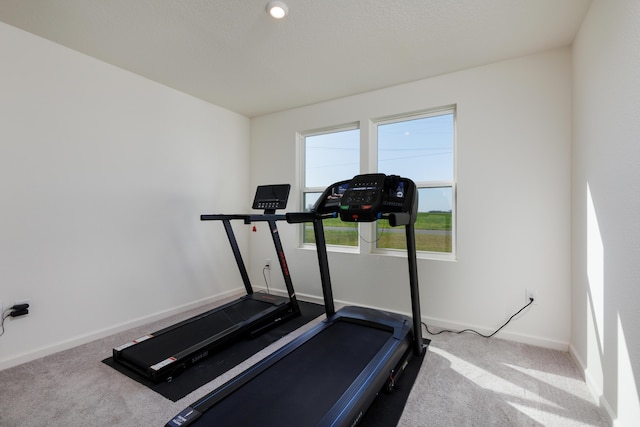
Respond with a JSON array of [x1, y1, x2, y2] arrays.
[[0, 304, 609, 426], [399, 332, 609, 426]]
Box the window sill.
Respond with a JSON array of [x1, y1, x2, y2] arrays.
[[299, 243, 360, 255], [373, 248, 457, 262]]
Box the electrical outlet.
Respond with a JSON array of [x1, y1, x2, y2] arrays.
[[526, 289, 537, 305], [265, 259, 271, 269]]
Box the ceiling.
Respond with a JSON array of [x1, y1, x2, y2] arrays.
[[0, 0, 591, 118]]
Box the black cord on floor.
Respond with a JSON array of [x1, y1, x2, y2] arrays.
[[262, 266, 271, 294], [422, 297, 534, 338]]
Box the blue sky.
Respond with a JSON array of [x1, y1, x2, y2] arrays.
[[305, 113, 454, 212]]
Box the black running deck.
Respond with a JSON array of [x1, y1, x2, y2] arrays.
[[113, 293, 294, 382], [167, 306, 413, 427]]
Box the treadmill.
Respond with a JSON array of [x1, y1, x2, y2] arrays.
[[112, 184, 301, 383], [167, 173, 426, 427]]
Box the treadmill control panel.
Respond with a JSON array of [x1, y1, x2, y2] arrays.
[[252, 184, 291, 213], [313, 174, 417, 223], [339, 174, 386, 222]]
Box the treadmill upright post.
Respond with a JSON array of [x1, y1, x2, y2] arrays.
[[221, 218, 253, 295], [267, 218, 301, 315], [313, 218, 336, 317], [405, 221, 425, 356]]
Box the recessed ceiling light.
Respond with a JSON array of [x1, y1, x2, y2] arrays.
[[266, 1, 288, 19]]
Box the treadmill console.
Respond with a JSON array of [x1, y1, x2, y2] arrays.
[[252, 184, 291, 213], [313, 174, 417, 223], [339, 173, 387, 222]]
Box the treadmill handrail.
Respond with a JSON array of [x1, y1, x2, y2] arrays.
[[201, 213, 286, 223]]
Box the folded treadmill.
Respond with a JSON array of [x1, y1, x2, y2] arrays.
[[112, 184, 300, 382], [167, 174, 426, 426]]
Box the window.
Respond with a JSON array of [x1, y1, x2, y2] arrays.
[[299, 106, 456, 257], [375, 109, 455, 254], [302, 125, 360, 246]]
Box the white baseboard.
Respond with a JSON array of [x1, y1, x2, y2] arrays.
[[1, 285, 577, 373], [263, 287, 568, 350], [254, 286, 325, 307], [568, 343, 615, 426], [422, 314, 570, 351], [0, 288, 244, 371]]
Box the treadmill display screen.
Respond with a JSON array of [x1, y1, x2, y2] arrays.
[[252, 184, 291, 211]]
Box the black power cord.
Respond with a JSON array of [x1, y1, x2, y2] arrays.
[[262, 265, 271, 294], [423, 297, 534, 338], [0, 309, 10, 337]]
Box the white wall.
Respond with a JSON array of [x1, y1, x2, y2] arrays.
[[571, 0, 640, 424], [0, 23, 251, 369], [250, 49, 572, 349]]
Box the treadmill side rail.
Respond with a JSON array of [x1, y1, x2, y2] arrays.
[[166, 406, 201, 427]]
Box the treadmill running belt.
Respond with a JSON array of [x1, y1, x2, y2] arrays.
[[193, 320, 392, 426], [121, 298, 275, 367]]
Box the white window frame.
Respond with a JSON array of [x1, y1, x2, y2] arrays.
[[298, 123, 360, 252], [296, 106, 456, 261], [371, 106, 457, 261]]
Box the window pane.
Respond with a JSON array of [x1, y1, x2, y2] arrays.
[[302, 192, 359, 246], [378, 187, 452, 253], [305, 129, 359, 188], [304, 128, 359, 247], [303, 192, 321, 211], [303, 220, 358, 247], [378, 113, 453, 182]]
